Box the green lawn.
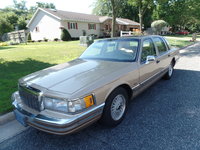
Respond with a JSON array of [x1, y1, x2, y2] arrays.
[[0, 41, 86, 114], [165, 34, 199, 48], [0, 36, 197, 114]]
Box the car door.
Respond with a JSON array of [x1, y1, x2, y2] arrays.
[[152, 37, 171, 71], [138, 38, 159, 84]]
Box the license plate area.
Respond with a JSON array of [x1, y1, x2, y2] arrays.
[[14, 110, 28, 127]]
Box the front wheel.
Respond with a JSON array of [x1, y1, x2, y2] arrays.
[[99, 87, 128, 127], [163, 63, 174, 80]]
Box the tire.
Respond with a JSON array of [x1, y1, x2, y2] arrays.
[[163, 62, 174, 80], [99, 87, 128, 127]]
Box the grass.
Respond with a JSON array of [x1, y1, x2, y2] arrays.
[[0, 35, 197, 114], [164, 34, 199, 48], [0, 41, 86, 114]]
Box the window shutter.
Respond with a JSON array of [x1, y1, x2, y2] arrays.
[[76, 23, 78, 29], [94, 24, 96, 30], [88, 24, 90, 30], [68, 22, 70, 29]]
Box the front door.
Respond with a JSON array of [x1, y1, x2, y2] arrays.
[[139, 38, 159, 84]]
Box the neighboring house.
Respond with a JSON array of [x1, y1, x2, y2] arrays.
[[27, 8, 140, 41]]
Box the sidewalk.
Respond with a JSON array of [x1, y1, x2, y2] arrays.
[[0, 120, 27, 143]]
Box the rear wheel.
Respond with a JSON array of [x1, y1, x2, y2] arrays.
[[99, 87, 128, 127], [163, 62, 174, 80]]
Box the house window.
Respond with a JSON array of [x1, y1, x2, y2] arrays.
[[105, 25, 109, 30], [88, 24, 96, 30], [35, 26, 39, 32], [68, 22, 78, 29]]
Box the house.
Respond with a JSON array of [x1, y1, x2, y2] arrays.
[[27, 8, 140, 41]]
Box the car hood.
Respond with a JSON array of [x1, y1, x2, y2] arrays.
[[19, 59, 132, 94]]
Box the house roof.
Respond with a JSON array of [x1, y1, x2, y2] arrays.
[[43, 8, 101, 23], [27, 8, 140, 27]]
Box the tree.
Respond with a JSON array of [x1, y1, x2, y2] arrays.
[[17, 16, 27, 30], [152, 0, 200, 32], [92, 0, 138, 21], [110, 0, 116, 37], [0, 17, 13, 36], [151, 20, 167, 34], [93, 0, 127, 37], [29, 2, 56, 14], [13, 0, 27, 11], [128, 0, 154, 32], [92, 0, 112, 16], [61, 29, 71, 41], [36, 2, 56, 9]]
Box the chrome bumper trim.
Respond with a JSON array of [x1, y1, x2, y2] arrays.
[[12, 92, 105, 135]]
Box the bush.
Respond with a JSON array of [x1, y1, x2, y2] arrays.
[[8, 41, 19, 45], [151, 20, 168, 35], [43, 38, 48, 42], [54, 38, 59, 41], [28, 33, 31, 41], [0, 42, 8, 46], [61, 29, 71, 41]]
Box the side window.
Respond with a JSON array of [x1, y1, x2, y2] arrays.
[[141, 39, 156, 62], [153, 37, 168, 55]]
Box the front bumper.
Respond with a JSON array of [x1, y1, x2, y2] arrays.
[[12, 92, 104, 135]]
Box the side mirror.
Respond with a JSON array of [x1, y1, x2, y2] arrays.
[[146, 55, 155, 64]]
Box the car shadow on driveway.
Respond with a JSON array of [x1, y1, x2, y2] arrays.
[[1, 69, 200, 150]]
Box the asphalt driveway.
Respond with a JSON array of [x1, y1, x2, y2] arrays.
[[1, 43, 200, 150]]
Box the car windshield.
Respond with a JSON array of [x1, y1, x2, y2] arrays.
[[80, 39, 139, 62]]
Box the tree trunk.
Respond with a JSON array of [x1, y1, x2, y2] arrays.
[[112, 14, 116, 37], [139, 6, 143, 33], [111, 0, 116, 37]]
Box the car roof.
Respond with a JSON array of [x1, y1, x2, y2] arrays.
[[98, 35, 163, 41]]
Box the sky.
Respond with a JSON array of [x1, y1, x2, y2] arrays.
[[0, 0, 95, 14]]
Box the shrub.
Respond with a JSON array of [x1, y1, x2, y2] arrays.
[[61, 29, 71, 41], [28, 33, 31, 41], [0, 42, 8, 46], [151, 20, 168, 35], [43, 38, 48, 42], [8, 41, 19, 45], [54, 38, 59, 41]]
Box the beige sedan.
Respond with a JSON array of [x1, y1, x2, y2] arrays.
[[12, 35, 179, 135]]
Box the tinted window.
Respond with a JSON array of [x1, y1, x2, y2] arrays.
[[141, 39, 156, 62], [153, 37, 168, 55], [80, 39, 139, 62]]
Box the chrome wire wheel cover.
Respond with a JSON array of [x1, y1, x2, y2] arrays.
[[168, 64, 173, 77], [111, 94, 126, 121]]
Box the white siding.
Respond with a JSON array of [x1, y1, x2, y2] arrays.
[[29, 10, 61, 41], [61, 21, 101, 38]]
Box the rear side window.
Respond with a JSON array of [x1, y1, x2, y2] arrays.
[[153, 37, 168, 55]]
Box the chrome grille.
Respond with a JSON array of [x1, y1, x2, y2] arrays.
[[19, 85, 41, 111]]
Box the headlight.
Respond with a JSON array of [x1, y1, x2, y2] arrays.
[[43, 95, 95, 113], [43, 97, 68, 113]]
